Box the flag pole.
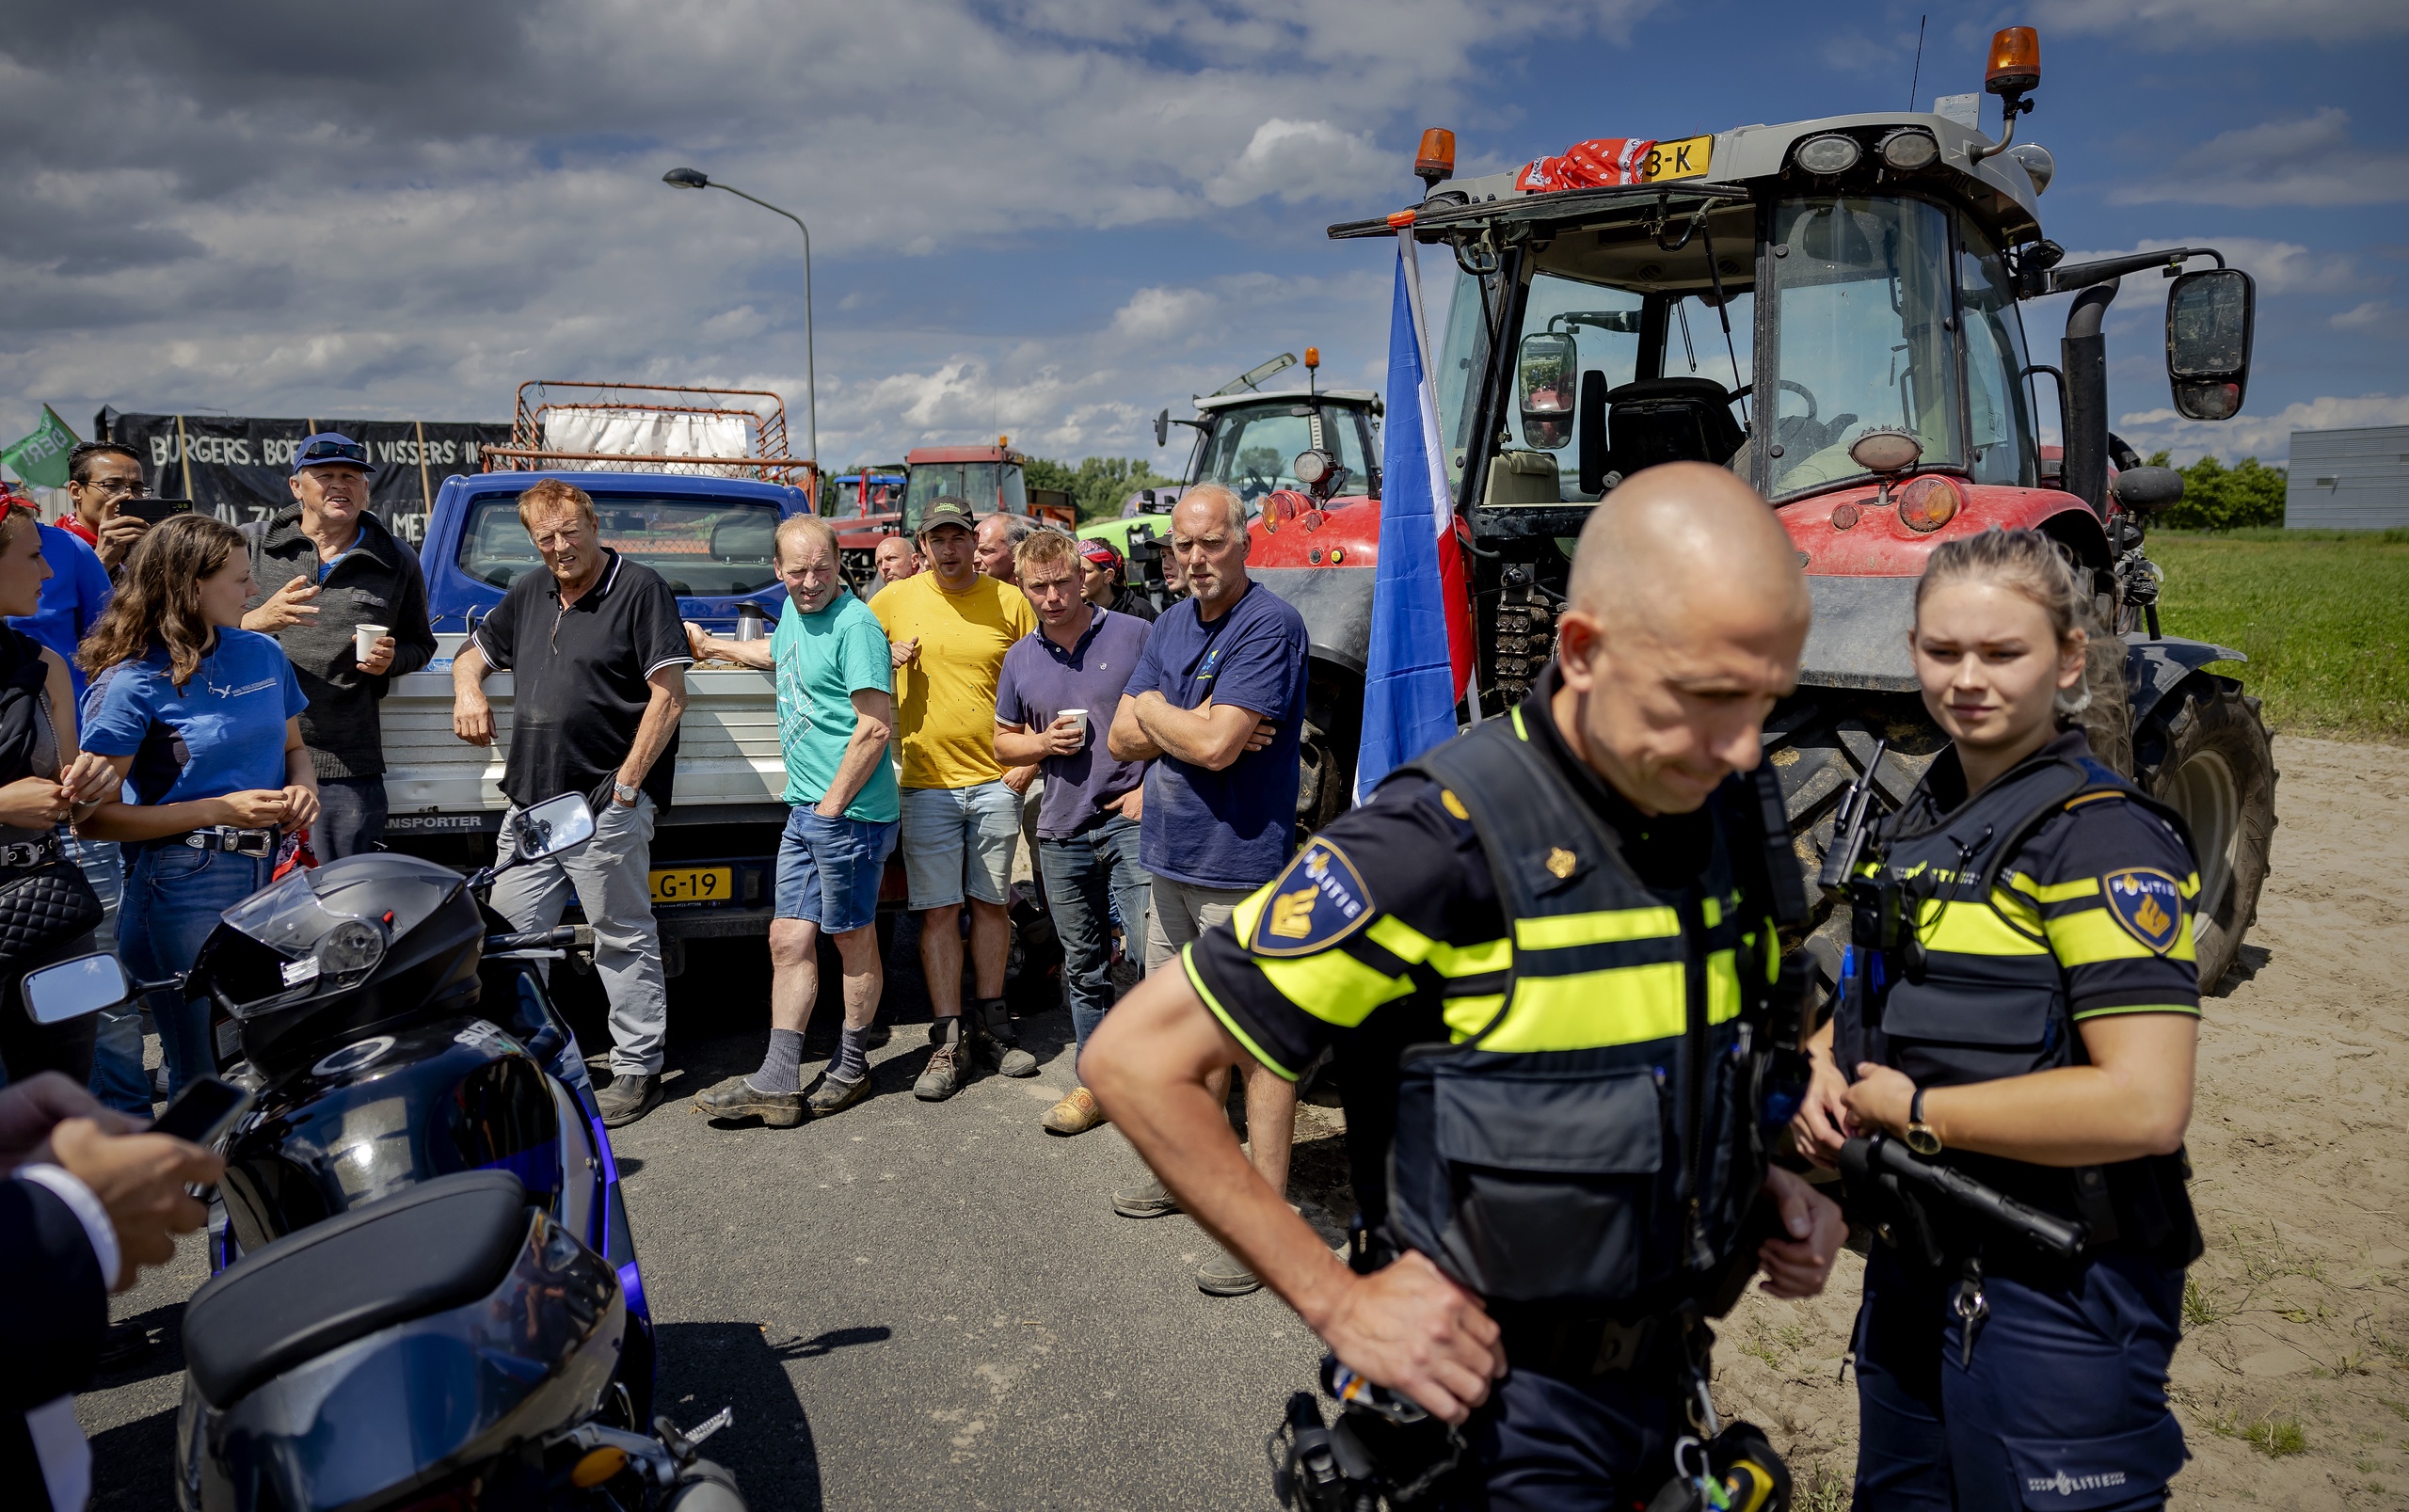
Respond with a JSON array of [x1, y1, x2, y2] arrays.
[[1397, 230, 1481, 725]]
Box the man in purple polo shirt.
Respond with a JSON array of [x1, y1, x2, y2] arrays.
[[994, 529, 1152, 1137]]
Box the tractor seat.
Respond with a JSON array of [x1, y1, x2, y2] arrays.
[[1606, 377, 1747, 473], [183, 1170, 533, 1409]]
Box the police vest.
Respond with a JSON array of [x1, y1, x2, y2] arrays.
[[1835, 746, 2202, 1260], [1384, 713, 1784, 1309]]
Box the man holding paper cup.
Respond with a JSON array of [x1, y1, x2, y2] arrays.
[[239, 432, 436, 857], [994, 528, 1154, 1136]]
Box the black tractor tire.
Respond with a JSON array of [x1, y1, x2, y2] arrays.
[[2131, 675, 2277, 993], [1297, 671, 1362, 836]]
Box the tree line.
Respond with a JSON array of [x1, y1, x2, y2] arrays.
[[2146, 451, 2288, 532]]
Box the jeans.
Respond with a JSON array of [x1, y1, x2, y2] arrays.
[[120, 841, 276, 1100], [315, 775, 389, 859], [491, 794, 669, 1078], [774, 808, 899, 935], [72, 836, 151, 1115], [1036, 814, 1151, 1053], [898, 781, 1020, 911]]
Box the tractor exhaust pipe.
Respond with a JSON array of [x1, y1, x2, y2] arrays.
[[2061, 278, 2117, 516]]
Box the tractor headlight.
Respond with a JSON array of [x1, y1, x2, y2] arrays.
[[1896, 474, 1963, 533], [1879, 128, 1940, 170], [1795, 134, 1861, 176]]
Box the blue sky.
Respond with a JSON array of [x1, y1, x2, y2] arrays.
[[3, 0, 2401, 474]]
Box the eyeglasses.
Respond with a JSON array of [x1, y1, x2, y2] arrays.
[[295, 438, 370, 467], [88, 477, 150, 497]]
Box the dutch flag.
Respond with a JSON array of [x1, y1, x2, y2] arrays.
[[1355, 231, 1476, 804]]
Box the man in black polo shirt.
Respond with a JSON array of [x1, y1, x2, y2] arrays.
[[453, 478, 693, 1125]]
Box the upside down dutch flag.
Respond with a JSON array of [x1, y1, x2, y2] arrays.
[[1354, 232, 1476, 805]]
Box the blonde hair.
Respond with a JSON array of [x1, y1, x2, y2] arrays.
[[1915, 527, 2130, 758], [775, 514, 838, 565], [1013, 526, 1077, 578], [517, 478, 597, 534]]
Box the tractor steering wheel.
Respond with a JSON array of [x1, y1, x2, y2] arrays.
[[1726, 378, 1820, 419]]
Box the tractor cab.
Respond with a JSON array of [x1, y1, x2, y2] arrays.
[[1173, 387, 1384, 508], [901, 439, 1077, 533]]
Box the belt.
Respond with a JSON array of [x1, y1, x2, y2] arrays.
[[0, 836, 65, 869], [149, 826, 280, 857], [1492, 1307, 1707, 1385]]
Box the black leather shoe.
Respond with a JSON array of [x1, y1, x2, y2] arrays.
[[597, 1074, 662, 1127]]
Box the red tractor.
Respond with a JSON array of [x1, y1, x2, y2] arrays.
[[829, 438, 1076, 584], [1310, 25, 2274, 989]]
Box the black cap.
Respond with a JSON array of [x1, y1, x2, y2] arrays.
[[917, 497, 976, 534]]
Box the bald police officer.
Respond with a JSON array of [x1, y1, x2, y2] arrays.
[[1085, 463, 1848, 1508]]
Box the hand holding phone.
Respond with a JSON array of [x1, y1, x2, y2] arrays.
[[149, 1075, 254, 1148], [114, 497, 194, 527]]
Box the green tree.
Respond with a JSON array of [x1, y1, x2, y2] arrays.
[[2146, 451, 2288, 532], [1025, 455, 1179, 521]]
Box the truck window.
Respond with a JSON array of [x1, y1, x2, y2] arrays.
[[457, 494, 785, 597]]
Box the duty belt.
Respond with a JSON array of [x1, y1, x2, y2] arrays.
[[1491, 1305, 1705, 1385], [159, 825, 279, 857], [0, 835, 66, 868]]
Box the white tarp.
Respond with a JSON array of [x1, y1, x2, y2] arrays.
[[542, 408, 758, 476]]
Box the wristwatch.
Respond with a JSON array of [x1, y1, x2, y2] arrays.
[[613, 781, 639, 806], [1904, 1087, 1942, 1155]]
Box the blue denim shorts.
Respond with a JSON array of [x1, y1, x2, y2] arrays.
[[774, 808, 900, 935], [898, 780, 1020, 912]]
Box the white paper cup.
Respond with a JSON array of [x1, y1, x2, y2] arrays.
[[355, 624, 388, 661], [1061, 708, 1090, 740]]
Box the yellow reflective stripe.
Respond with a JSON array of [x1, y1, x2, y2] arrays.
[[1914, 898, 2050, 956], [1702, 894, 1722, 929], [1514, 906, 1681, 950], [2178, 871, 2200, 899], [2047, 906, 2198, 965], [1230, 878, 1278, 949], [1364, 915, 1509, 978], [1479, 963, 1686, 1051], [1444, 993, 1505, 1042], [1706, 948, 1741, 1026], [1988, 887, 2043, 936], [1255, 949, 1413, 1030], [1182, 946, 1298, 1081], [2007, 872, 2098, 904], [2071, 1002, 2201, 1021], [1509, 706, 1528, 740]]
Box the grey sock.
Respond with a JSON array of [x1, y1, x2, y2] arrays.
[[834, 1027, 869, 1084], [748, 1028, 806, 1094]]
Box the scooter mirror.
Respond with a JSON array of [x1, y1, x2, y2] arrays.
[[23, 951, 133, 1026], [512, 794, 597, 862]]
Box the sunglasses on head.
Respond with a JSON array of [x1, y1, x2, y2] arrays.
[[296, 438, 370, 467]]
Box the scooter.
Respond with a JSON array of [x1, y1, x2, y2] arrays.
[[25, 793, 744, 1512]]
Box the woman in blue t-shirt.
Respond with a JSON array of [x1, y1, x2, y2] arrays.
[[77, 516, 315, 1097]]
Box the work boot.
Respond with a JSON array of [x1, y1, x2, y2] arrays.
[[970, 998, 1038, 1078], [1197, 1243, 1264, 1297], [1041, 1086, 1107, 1136], [806, 1070, 872, 1118], [915, 1018, 968, 1101], [692, 1074, 805, 1129], [597, 1073, 662, 1128], [1111, 1173, 1180, 1218]]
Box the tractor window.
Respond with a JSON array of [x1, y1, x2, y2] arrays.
[[904, 462, 1027, 531], [1958, 220, 2040, 487], [1764, 196, 1962, 498], [1513, 276, 1647, 500], [1435, 264, 1498, 500], [1193, 400, 1376, 505]]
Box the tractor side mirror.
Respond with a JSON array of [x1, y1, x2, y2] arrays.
[[1517, 333, 1577, 451], [1153, 408, 1170, 448], [2165, 267, 2254, 422]]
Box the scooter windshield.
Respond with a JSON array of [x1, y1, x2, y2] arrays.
[[219, 857, 463, 962]]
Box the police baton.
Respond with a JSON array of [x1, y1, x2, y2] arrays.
[[1841, 1133, 2090, 1261]]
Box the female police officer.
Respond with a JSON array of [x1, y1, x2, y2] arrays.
[[1793, 527, 2203, 1510]]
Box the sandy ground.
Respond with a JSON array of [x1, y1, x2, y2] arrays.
[[1710, 737, 2409, 1508]]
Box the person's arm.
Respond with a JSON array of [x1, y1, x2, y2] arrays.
[[685, 621, 774, 671], [1106, 692, 1161, 762], [995, 719, 1080, 766], [452, 643, 497, 745], [40, 648, 114, 829], [282, 716, 321, 834], [241, 577, 322, 634], [374, 539, 437, 683], [614, 666, 687, 800], [1130, 692, 1273, 771], [817, 689, 893, 818]]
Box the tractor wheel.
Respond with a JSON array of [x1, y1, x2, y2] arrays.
[[2132, 676, 2277, 993], [1296, 673, 1361, 836]]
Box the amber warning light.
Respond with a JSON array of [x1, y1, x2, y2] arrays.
[[1986, 26, 2040, 97], [1414, 128, 1456, 189]]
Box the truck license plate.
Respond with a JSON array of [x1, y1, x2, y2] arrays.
[[1642, 135, 1713, 182], [649, 867, 733, 905]]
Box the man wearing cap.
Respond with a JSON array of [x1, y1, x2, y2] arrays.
[[870, 498, 1040, 1100], [240, 432, 437, 858], [1078, 536, 1158, 623]]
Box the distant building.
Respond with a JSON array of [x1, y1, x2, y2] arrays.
[[2286, 425, 2409, 529]]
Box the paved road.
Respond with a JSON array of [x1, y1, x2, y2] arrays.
[[74, 916, 1334, 1511]]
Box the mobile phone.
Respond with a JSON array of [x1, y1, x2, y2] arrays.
[[115, 497, 193, 526], [149, 1075, 254, 1147]]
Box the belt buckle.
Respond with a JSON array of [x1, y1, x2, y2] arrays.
[[232, 829, 274, 857], [183, 831, 214, 851], [0, 842, 33, 867]]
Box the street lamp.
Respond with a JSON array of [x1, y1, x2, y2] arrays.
[[662, 167, 818, 469]]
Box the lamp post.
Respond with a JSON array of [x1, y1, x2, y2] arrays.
[[662, 167, 818, 469]]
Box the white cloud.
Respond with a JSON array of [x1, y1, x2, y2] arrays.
[[2331, 300, 2400, 331], [2055, 237, 2379, 296], [1109, 287, 1218, 342], [2112, 109, 2409, 208], [2034, 0, 2409, 42], [2114, 393, 2409, 463], [1204, 119, 1388, 207]]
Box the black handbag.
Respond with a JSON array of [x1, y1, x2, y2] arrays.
[[0, 857, 104, 971]]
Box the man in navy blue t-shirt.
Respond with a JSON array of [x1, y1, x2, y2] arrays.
[[1106, 483, 1306, 1297]]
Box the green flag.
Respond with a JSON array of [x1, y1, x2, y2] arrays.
[[2, 406, 80, 490]]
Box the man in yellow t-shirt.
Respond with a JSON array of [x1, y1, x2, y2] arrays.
[[870, 498, 1040, 1101]]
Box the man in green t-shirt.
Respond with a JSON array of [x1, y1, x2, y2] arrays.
[[685, 516, 899, 1125]]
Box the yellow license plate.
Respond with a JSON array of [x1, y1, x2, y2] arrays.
[[1641, 135, 1713, 183], [649, 867, 733, 905]]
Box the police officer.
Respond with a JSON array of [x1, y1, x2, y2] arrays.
[[1085, 464, 1845, 1508], [1792, 527, 2203, 1509]]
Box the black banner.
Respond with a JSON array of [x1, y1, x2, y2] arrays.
[[100, 412, 512, 547]]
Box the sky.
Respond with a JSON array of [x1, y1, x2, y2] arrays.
[[3, 0, 2404, 475]]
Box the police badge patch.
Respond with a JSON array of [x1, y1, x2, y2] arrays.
[[1249, 837, 1375, 958], [2102, 867, 2183, 954]]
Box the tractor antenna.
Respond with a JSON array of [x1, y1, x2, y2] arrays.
[[1907, 14, 1927, 109]]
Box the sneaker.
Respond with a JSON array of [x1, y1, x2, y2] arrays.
[[971, 1001, 1039, 1078], [915, 1022, 967, 1102], [1111, 1174, 1180, 1218], [1041, 1086, 1108, 1136], [597, 1073, 662, 1128], [806, 1071, 871, 1117], [692, 1074, 804, 1129], [1197, 1244, 1263, 1297]]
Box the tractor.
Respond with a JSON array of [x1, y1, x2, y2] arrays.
[[1319, 25, 2276, 990]]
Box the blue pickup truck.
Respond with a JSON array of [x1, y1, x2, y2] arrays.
[[376, 470, 816, 975]]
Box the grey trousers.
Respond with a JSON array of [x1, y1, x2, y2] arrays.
[[491, 794, 669, 1076], [1145, 875, 1257, 972]]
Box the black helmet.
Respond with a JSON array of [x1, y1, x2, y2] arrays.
[[189, 853, 488, 1080]]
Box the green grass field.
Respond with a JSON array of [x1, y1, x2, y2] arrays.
[[2148, 531, 2409, 744]]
